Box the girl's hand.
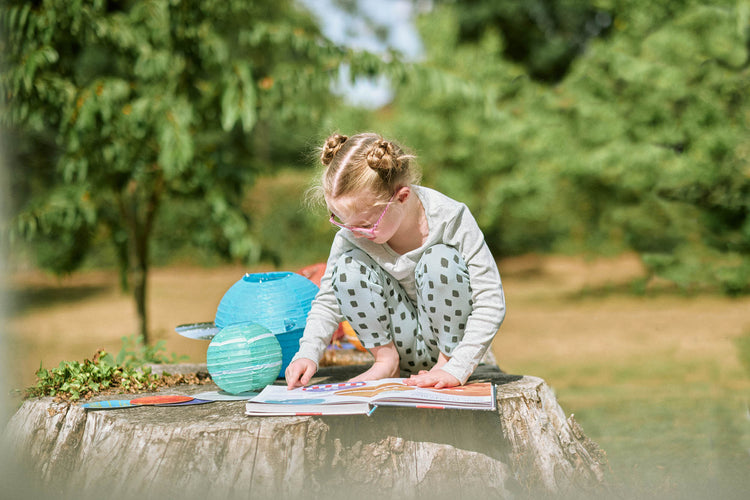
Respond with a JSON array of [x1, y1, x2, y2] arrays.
[[285, 358, 317, 390], [404, 368, 460, 389]]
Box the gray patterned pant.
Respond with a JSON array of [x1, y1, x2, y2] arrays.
[[331, 244, 472, 374]]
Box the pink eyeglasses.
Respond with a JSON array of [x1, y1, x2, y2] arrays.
[[329, 192, 397, 237]]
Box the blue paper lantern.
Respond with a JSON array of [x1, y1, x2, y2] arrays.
[[214, 272, 319, 373], [206, 323, 283, 394]]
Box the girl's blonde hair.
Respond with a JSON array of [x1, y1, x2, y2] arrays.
[[310, 133, 421, 208]]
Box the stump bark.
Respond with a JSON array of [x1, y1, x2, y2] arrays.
[[4, 364, 606, 499]]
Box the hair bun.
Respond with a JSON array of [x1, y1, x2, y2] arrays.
[[366, 139, 402, 173], [321, 134, 348, 166]]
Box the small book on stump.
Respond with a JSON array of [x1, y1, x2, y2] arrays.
[[245, 378, 497, 416]]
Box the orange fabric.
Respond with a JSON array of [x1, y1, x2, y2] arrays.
[[296, 263, 367, 351]]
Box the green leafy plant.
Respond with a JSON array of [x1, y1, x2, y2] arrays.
[[26, 350, 160, 401], [25, 334, 191, 401]]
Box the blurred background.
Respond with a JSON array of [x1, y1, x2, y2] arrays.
[[1, 0, 749, 497]]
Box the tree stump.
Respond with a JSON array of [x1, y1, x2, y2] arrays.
[[3, 364, 607, 499]]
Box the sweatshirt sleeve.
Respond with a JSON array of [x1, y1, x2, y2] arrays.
[[292, 233, 349, 367], [440, 204, 506, 384]]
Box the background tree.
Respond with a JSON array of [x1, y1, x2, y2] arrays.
[[442, 0, 612, 82], [552, 0, 750, 293], [1, 0, 387, 342], [382, 0, 749, 293]]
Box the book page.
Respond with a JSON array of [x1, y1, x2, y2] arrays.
[[248, 378, 495, 411]]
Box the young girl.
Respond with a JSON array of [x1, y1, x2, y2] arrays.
[[285, 132, 506, 389]]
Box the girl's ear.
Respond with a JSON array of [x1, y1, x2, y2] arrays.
[[396, 186, 410, 204]]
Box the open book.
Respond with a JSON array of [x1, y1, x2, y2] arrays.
[[245, 378, 497, 416]]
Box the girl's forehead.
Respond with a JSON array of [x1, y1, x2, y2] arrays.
[[326, 191, 383, 216]]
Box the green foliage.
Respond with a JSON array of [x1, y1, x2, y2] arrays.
[[383, 0, 749, 294], [1, 0, 398, 339], [248, 169, 334, 268], [442, 0, 612, 82], [26, 349, 159, 401], [550, 0, 750, 293], [12, 184, 97, 273], [1, 0, 339, 267], [25, 335, 188, 401], [4, 0, 748, 297]]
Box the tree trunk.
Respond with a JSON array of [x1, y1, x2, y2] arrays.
[[117, 174, 162, 345], [133, 261, 149, 342], [3, 365, 607, 500]]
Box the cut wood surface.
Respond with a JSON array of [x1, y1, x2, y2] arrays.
[[4, 364, 607, 499]]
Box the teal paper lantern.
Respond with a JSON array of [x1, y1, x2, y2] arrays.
[[206, 323, 282, 394], [214, 272, 319, 373]]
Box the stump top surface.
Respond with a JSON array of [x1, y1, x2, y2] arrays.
[[31, 364, 528, 427]]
